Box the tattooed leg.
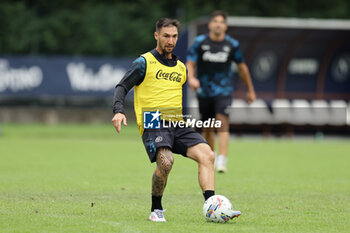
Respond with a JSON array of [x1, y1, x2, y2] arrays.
[[152, 147, 174, 196]]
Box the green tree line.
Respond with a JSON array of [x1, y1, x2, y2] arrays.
[[0, 0, 349, 56]]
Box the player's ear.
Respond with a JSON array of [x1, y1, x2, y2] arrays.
[[154, 31, 158, 41]]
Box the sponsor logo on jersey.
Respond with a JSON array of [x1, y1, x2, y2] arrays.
[[201, 44, 210, 50], [202, 51, 229, 63], [156, 70, 182, 82], [223, 46, 231, 52]]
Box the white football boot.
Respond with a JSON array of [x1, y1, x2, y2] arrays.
[[216, 155, 227, 173], [230, 210, 242, 219], [149, 209, 166, 222]]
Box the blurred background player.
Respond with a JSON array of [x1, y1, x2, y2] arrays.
[[186, 10, 256, 173]]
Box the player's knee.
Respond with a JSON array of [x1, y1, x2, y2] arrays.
[[207, 149, 215, 165], [159, 158, 173, 175], [156, 147, 173, 175], [198, 145, 215, 165], [216, 114, 229, 131]]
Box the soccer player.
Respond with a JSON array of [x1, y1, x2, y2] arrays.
[[112, 18, 241, 222], [186, 11, 256, 173]]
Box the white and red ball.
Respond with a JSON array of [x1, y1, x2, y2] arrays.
[[203, 195, 236, 223]]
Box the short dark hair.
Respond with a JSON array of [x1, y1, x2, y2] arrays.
[[156, 18, 180, 32], [210, 10, 228, 21]]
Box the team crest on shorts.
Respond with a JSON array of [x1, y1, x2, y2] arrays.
[[155, 136, 163, 142]]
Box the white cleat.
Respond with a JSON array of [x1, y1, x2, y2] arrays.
[[149, 209, 166, 222], [230, 210, 242, 219], [216, 164, 227, 173], [215, 155, 227, 173]]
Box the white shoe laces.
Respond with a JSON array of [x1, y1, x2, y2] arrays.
[[154, 209, 166, 219]]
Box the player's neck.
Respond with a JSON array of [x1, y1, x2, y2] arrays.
[[156, 47, 172, 59], [209, 32, 225, 42]]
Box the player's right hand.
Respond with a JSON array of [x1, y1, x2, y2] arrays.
[[112, 113, 127, 134], [188, 77, 200, 91]]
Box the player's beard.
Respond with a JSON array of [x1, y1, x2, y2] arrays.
[[160, 41, 175, 57], [213, 28, 224, 37], [210, 24, 226, 37], [162, 47, 174, 57]]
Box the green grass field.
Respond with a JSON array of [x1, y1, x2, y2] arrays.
[[0, 123, 349, 233]]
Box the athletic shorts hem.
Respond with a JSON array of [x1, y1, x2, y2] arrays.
[[141, 126, 208, 163]]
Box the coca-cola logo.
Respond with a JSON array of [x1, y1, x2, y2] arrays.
[[202, 51, 229, 63], [156, 70, 182, 82]]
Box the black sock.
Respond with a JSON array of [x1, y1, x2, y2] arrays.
[[151, 195, 163, 211], [203, 190, 215, 201]]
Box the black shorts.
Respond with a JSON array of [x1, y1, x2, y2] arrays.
[[141, 125, 207, 163], [198, 95, 232, 121]]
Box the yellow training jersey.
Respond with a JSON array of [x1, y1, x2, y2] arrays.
[[134, 51, 187, 135]]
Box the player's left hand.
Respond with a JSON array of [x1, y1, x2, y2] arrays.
[[246, 90, 256, 104]]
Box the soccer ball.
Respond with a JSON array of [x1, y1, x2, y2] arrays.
[[203, 195, 237, 223]]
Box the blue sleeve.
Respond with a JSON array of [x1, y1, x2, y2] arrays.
[[226, 35, 244, 64], [232, 46, 244, 64], [117, 56, 146, 89], [130, 56, 146, 82], [113, 56, 146, 114], [186, 35, 206, 62]]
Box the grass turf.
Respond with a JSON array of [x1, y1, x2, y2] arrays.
[[0, 123, 349, 233]]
